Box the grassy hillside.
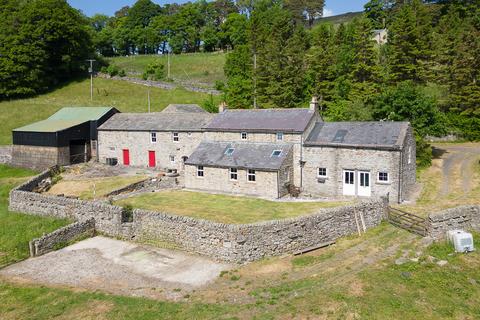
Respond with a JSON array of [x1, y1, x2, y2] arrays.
[[0, 78, 220, 145], [108, 52, 226, 86], [317, 11, 363, 25]]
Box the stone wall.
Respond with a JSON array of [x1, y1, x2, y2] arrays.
[[0, 145, 11, 164], [29, 218, 95, 257], [10, 169, 388, 263], [98, 130, 204, 171], [426, 205, 480, 239], [12, 145, 70, 170]]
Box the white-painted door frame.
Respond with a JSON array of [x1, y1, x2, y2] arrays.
[[357, 171, 371, 197], [343, 170, 356, 196]]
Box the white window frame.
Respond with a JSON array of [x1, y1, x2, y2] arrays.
[[276, 132, 284, 141], [225, 148, 235, 156], [229, 168, 238, 181], [197, 165, 204, 177], [317, 167, 327, 177], [241, 132, 247, 140], [284, 167, 290, 182], [150, 132, 157, 143], [247, 169, 256, 182], [378, 171, 389, 183], [169, 155, 175, 164], [173, 132, 179, 142], [408, 146, 412, 164]]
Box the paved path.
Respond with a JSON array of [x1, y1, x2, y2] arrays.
[[0, 236, 230, 300]]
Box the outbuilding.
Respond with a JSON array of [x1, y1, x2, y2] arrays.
[[12, 107, 118, 169]]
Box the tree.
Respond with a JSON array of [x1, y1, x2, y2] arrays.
[[0, 0, 94, 99], [364, 0, 388, 28], [224, 45, 253, 108]]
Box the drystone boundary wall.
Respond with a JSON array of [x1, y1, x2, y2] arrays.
[[0, 145, 11, 164], [426, 205, 480, 239], [29, 218, 95, 257], [10, 169, 388, 263]]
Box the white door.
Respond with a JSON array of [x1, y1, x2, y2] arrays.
[[343, 170, 355, 195], [358, 171, 371, 197]]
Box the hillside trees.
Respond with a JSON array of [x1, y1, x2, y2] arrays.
[[0, 0, 94, 99]]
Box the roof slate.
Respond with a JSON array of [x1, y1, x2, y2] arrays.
[[162, 104, 206, 114], [185, 141, 292, 171], [98, 112, 215, 132], [305, 121, 410, 149], [205, 108, 315, 133]]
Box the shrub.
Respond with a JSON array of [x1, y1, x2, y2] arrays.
[[214, 80, 225, 91], [202, 94, 218, 113], [416, 134, 432, 169], [121, 204, 134, 223], [142, 61, 165, 81]]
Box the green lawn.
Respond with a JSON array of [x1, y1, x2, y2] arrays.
[[108, 52, 226, 86], [0, 165, 70, 267], [0, 77, 220, 145], [116, 190, 351, 224]]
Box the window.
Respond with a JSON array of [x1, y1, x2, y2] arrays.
[[241, 132, 247, 140], [318, 167, 327, 177], [197, 166, 204, 177], [225, 148, 235, 156], [173, 132, 179, 142], [284, 167, 290, 181], [276, 132, 283, 141], [169, 155, 175, 163], [378, 172, 389, 182], [229, 168, 238, 180], [271, 150, 282, 157], [344, 171, 354, 184], [247, 169, 256, 182], [408, 146, 412, 164], [150, 132, 157, 143]]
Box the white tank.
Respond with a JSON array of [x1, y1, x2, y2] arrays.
[[448, 230, 475, 253]]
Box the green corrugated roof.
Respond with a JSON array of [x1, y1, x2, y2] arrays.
[[48, 107, 113, 121], [13, 106, 114, 133], [13, 119, 86, 133]]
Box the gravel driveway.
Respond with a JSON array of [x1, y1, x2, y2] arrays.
[[0, 236, 230, 300]]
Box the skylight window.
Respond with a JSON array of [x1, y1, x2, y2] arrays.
[[332, 129, 348, 143], [271, 150, 282, 157], [225, 148, 235, 156]]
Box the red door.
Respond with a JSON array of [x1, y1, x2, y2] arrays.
[[148, 151, 156, 167], [122, 149, 130, 166]]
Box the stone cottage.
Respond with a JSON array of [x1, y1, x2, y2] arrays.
[[97, 105, 214, 170], [96, 99, 416, 203]]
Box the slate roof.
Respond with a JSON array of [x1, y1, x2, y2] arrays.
[[305, 121, 410, 150], [162, 104, 206, 114], [14, 107, 116, 133], [205, 108, 315, 133], [185, 141, 292, 171], [98, 112, 214, 132]]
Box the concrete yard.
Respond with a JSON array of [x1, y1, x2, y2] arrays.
[[0, 236, 230, 300]]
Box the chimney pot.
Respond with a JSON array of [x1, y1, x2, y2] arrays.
[[309, 96, 318, 112]]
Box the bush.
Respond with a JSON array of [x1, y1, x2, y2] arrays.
[[142, 61, 165, 81], [202, 94, 218, 113], [416, 134, 432, 169], [121, 204, 134, 223], [214, 80, 225, 91]]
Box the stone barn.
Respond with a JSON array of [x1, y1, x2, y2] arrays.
[[184, 141, 293, 198], [302, 121, 416, 203], [12, 107, 118, 169]]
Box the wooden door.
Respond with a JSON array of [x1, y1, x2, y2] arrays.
[[148, 150, 156, 167]]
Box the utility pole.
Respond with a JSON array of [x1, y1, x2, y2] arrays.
[[167, 51, 171, 79], [86, 59, 96, 101]]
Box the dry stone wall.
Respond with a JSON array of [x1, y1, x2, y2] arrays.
[[10, 169, 388, 263], [29, 219, 95, 257], [426, 205, 480, 239]]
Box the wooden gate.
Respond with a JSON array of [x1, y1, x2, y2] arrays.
[[388, 207, 427, 236]]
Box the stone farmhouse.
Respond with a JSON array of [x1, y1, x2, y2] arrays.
[[96, 100, 416, 203]]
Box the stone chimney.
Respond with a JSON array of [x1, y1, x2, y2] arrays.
[[218, 101, 227, 113], [309, 96, 318, 112]]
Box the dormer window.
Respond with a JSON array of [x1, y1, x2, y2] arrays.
[[271, 150, 282, 157], [241, 132, 247, 140], [225, 148, 235, 156], [276, 132, 283, 141]]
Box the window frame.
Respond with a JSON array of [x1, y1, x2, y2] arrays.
[[317, 167, 327, 177], [169, 155, 175, 164], [408, 146, 412, 164], [276, 132, 284, 141], [197, 165, 204, 177], [150, 132, 157, 143], [225, 147, 235, 156], [229, 168, 238, 181], [241, 132, 248, 140], [173, 132, 179, 142], [271, 150, 282, 157], [247, 169, 256, 182], [378, 171, 389, 183]]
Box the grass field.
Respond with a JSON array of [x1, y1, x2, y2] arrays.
[[116, 190, 350, 224], [0, 77, 219, 145], [108, 52, 226, 86], [0, 165, 70, 267], [46, 175, 147, 200]]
